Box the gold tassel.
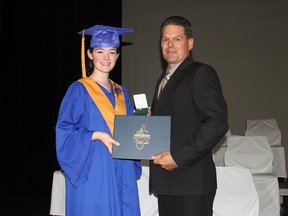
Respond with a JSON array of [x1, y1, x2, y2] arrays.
[[81, 30, 86, 78]]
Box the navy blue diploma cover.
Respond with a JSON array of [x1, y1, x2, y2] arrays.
[[112, 115, 171, 160]]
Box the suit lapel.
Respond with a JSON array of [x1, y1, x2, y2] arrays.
[[156, 57, 195, 104]]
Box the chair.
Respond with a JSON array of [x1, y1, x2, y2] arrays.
[[50, 166, 159, 216], [137, 164, 159, 216], [212, 146, 227, 166], [212, 129, 231, 166], [253, 174, 281, 215], [224, 136, 280, 216], [225, 136, 274, 174], [213, 166, 259, 216], [245, 119, 287, 178], [138, 163, 260, 216], [245, 119, 281, 146], [271, 146, 287, 178], [50, 170, 66, 216]]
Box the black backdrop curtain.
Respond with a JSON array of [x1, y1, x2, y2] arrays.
[[0, 0, 122, 199]]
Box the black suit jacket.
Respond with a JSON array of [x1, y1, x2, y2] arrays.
[[149, 56, 229, 196]]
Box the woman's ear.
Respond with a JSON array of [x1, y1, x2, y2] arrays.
[[87, 49, 93, 60]]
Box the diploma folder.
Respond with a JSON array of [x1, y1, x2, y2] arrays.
[[112, 115, 171, 160]]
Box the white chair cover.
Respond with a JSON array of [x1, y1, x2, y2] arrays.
[[50, 166, 160, 216], [215, 129, 232, 146], [245, 119, 281, 146], [252, 174, 280, 216], [49, 163, 278, 216], [213, 145, 287, 178], [271, 146, 287, 178], [213, 166, 259, 216], [50, 170, 66, 216], [224, 136, 280, 216], [212, 146, 227, 166], [225, 136, 274, 174], [137, 164, 158, 216], [138, 164, 260, 216]]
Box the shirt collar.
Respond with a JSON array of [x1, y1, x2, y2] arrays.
[[166, 60, 184, 75]]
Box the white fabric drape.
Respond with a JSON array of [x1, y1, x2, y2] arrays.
[[213, 167, 259, 216], [224, 135, 280, 216], [225, 136, 274, 174], [137, 165, 260, 216], [50, 170, 65, 216], [245, 119, 281, 147]]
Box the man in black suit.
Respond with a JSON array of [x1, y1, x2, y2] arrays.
[[150, 15, 229, 216]]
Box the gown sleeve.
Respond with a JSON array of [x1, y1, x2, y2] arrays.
[[56, 82, 94, 187]]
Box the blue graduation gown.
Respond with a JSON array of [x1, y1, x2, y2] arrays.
[[56, 81, 142, 216]]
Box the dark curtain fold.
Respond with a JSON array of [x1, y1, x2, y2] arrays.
[[0, 0, 122, 199]]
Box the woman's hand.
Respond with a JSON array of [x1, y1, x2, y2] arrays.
[[92, 131, 120, 154]]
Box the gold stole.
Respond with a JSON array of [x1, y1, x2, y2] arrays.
[[78, 77, 126, 135]]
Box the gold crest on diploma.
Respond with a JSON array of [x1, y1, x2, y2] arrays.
[[133, 124, 151, 150]]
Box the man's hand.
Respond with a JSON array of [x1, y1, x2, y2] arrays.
[[152, 151, 177, 171]]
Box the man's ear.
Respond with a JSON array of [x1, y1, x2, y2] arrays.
[[188, 38, 194, 51]]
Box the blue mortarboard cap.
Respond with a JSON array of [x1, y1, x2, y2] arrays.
[[79, 24, 133, 78], [78, 24, 133, 48]]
